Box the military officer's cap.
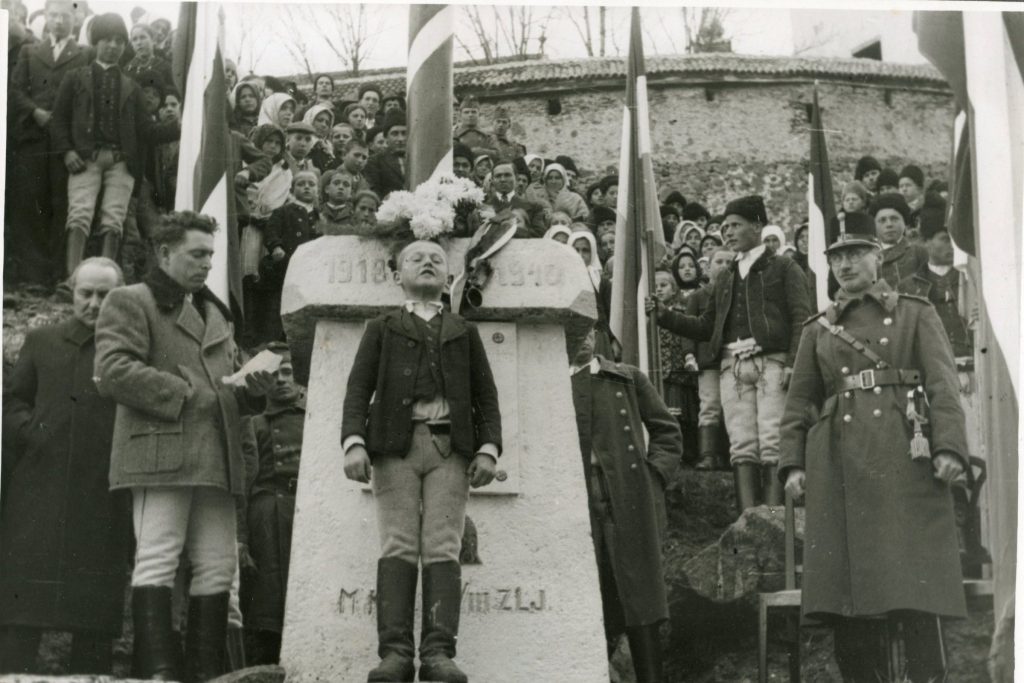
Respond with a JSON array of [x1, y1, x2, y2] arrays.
[[825, 211, 879, 253]]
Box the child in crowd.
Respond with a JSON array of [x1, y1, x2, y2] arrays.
[[230, 81, 263, 137], [352, 190, 380, 230], [341, 240, 501, 683], [654, 267, 696, 466], [317, 170, 355, 235], [302, 103, 337, 172], [699, 233, 723, 260], [240, 342, 306, 666], [331, 123, 355, 156], [343, 103, 368, 141], [544, 225, 572, 243], [549, 210, 572, 228], [283, 121, 319, 172], [251, 170, 321, 344], [258, 92, 297, 129], [665, 248, 703, 463], [688, 246, 735, 470], [571, 230, 616, 360]]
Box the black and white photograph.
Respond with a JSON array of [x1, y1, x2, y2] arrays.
[[0, 0, 1020, 681]]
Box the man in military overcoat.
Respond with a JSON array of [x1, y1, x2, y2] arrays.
[[779, 211, 968, 683]]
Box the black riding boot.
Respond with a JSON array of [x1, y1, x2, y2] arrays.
[[694, 425, 718, 470], [626, 624, 664, 683], [368, 558, 417, 682], [224, 625, 247, 672], [762, 462, 784, 507], [419, 561, 468, 683], [901, 612, 948, 683], [733, 462, 762, 513], [833, 617, 890, 683], [131, 585, 180, 681], [184, 592, 229, 683]]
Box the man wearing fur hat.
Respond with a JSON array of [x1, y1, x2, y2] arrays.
[[364, 110, 407, 199], [780, 211, 967, 683], [870, 192, 929, 287], [645, 195, 810, 513]]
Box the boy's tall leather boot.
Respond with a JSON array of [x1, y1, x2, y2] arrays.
[[762, 462, 784, 507], [626, 623, 664, 683], [733, 462, 762, 514], [418, 561, 467, 683], [100, 230, 121, 261], [130, 585, 179, 681], [368, 558, 417, 682], [694, 425, 718, 471], [184, 592, 229, 682]]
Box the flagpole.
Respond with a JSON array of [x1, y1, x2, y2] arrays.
[[407, 5, 454, 188], [644, 223, 663, 396]]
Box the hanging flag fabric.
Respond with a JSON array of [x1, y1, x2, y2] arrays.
[[915, 10, 1022, 665], [609, 8, 667, 379], [406, 4, 454, 188], [173, 2, 242, 319], [806, 85, 835, 313]]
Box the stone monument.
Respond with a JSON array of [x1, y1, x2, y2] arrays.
[[278, 235, 610, 682]]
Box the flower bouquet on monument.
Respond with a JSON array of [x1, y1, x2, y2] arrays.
[[375, 175, 520, 313]]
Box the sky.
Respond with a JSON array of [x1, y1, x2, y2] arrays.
[[22, 1, 802, 77]]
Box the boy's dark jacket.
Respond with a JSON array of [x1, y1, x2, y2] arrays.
[[342, 308, 502, 459], [50, 64, 179, 180], [656, 251, 810, 366]]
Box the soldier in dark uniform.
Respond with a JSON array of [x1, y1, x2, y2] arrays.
[[780, 212, 968, 683], [869, 192, 928, 287], [451, 95, 494, 159], [239, 342, 305, 666]]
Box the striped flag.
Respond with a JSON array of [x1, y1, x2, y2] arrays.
[[172, 2, 241, 318], [806, 84, 835, 313], [406, 5, 454, 188], [610, 8, 667, 380], [915, 10, 1022, 664]]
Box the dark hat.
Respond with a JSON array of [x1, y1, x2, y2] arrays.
[[682, 201, 711, 222], [135, 69, 167, 97], [452, 142, 473, 162], [251, 123, 286, 149], [460, 95, 480, 109], [263, 76, 286, 94], [381, 94, 405, 110], [854, 155, 882, 180], [899, 164, 925, 188], [869, 192, 912, 224], [89, 12, 129, 46], [723, 195, 767, 225], [358, 82, 382, 99], [555, 155, 578, 174], [917, 192, 948, 241], [592, 206, 617, 225], [512, 156, 529, 178], [585, 182, 603, 203], [286, 121, 316, 135], [660, 205, 680, 219], [365, 125, 385, 144], [927, 179, 948, 195], [700, 232, 723, 248], [381, 109, 406, 135], [708, 213, 725, 226], [825, 211, 879, 253], [877, 168, 900, 190], [599, 175, 619, 192], [265, 341, 292, 358], [665, 190, 688, 207]]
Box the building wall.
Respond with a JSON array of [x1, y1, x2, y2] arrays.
[[479, 79, 954, 231]]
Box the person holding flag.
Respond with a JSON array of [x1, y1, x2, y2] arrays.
[[644, 196, 810, 513]]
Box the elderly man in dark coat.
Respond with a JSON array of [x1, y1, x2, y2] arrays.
[[779, 213, 967, 683], [570, 331, 681, 683], [94, 211, 273, 682], [0, 257, 129, 674]]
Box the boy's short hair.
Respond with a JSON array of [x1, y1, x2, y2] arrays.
[[342, 138, 369, 155], [320, 169, 351, 194], [353, 189, 380, 206], [292, 169, 320, 187], [358, 82, 382, 100], [332, 122, 354, 133], [393, 240, 446, 271], [151, 211, 218, 248], [89, 12, 129, 46], [130, 22, 154, 39]]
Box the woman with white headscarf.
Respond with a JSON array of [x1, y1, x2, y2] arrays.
[[544, 225, 572, 244], [761, 225, 786, 254], [258, 92, 297, 129], [526, 163, 589, 221], [570, 230, 617, 358], [302, 102, 337, 169]]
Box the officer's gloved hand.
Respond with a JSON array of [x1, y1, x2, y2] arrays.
[[784, 468, 805, 500], [932, 453, 964, 484]]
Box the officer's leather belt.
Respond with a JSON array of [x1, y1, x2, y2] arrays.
[[836, 368, 921, 393]]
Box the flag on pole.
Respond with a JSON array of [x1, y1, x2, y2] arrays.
[[806, 84, 835, 313], [610, 8, 667, 380], [915, 10, 1022, 661], [407, 5, 454, 188], [172, 2, 242, 318]]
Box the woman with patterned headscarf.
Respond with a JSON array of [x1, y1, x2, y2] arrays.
[[229, 80, 264, 137]]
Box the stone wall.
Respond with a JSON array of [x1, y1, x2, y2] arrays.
[[478, 80, 954, 232]]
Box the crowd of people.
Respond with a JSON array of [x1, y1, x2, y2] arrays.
[[2, 2, 981, 682]]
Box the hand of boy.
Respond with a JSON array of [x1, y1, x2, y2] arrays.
[[64, 150, 86, 174], [272, 247, 286, 262], [467, 453, 496, 488], [32, 108, 52, 128], [344, 444, 372, 484]]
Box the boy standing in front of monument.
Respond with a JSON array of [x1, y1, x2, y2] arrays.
[[341, 240, 502, 683]]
